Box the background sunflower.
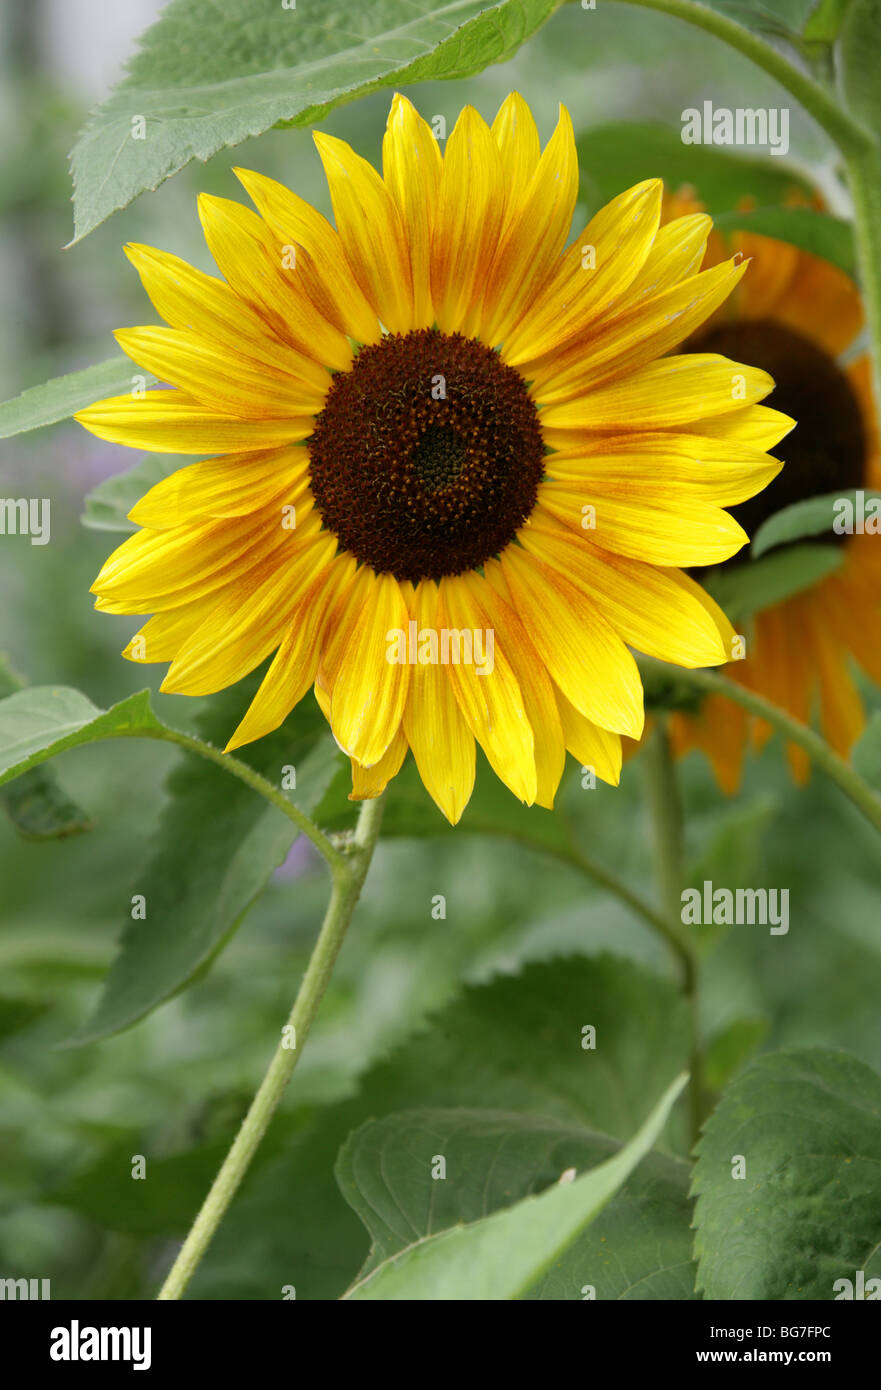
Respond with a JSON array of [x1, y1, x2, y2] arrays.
[[662, 188, 881, 790]]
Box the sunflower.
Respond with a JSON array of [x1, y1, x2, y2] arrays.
[[658, 189, 881, 791], [77, 94, 790, 824]]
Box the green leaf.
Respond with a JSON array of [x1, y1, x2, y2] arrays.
[[337, 1106, 696, 1299], [693, 1048, 881, 1298], [0, 687, 164, 785], [575, 121, 815, 216], [342, 1074, 686, 1299], [840, 0, 881, 131], [685, 794, 780, 956], [69, 0, 560, 243], [46, 1137, 231, 1237], [0, 657, 93, 839], [713, 206, 855, 277], [72, 687, 343, 1045], [0, 357, 155, 440], [752, 490, 881, 557], [187, 955, 691, 1299], [704, 543, 843, 621], [81, 455, 179, 534]]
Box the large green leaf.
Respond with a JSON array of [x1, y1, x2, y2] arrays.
[[693, 1048, 881, 1298], [342, 1074, 686, 1299], [72, 687, 343, 1045], [187, 955, 691, 1299], [0, 356, 155, 440], [69, 0, 560, 243], [752, 490, 881, 557], [337, 1105, 696, 1299]]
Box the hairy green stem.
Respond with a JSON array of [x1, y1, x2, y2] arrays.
[[157, 793, 385, 1301], [639, 659, 881, 838], [642, 722, 704, 1148]]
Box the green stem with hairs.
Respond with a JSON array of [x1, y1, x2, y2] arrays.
[[641, 721, 704, 1148], [157, 793, 385, 1300], [612, 0, 874, 154]]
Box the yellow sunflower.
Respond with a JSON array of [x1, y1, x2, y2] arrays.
[[660, 189, 881, 791], [76, 94, 790, 824]]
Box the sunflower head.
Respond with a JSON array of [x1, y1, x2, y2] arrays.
[[76, 94, 792, 823]]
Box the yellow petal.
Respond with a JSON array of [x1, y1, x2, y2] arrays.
[[681, 404, 795, 452], [114, 326, 327, 419], [536, 486, 749, 566], [491, 92, 541, 217], [93, 495, 318, 611], [480, 104, 578, 345], [402, 580, 476, 825], [608, 213, 712, 310], [198, 194, 352, 370], [431, 106, 505, 336], [554, 688, 622, 786], [544, 433, 782, 507], [502, 179, 662, 364], [519, 515, 729, 667], [539, 354, 773, 426], [438, 572, 537, 804], [350, 725, 409, 800], [528, 256, 749, 402], [232, 167, 381, 345], [499, 543, 644, 738], [313, 131, 414, 334], [76, 390, 311, 455], [123, 595, 222, 663], [161, 531, 337, 695], [325, 569, 410, 766], [481, 562, 566, 807], [225, 556, 357, 752], [123, 242, 331, 391], [382, 94, 442, 330], [128, 446, 311, 529]]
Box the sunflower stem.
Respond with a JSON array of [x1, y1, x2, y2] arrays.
[[610, 0, 875, 154], [639, 658, 881, 839], [845, 144, 881, 418], [641, 721, 704, 1150], [156, 792, 385, 1301]]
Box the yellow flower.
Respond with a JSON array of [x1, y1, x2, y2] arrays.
[[76, 94, 789, 824], [663, 188, 881, 791]]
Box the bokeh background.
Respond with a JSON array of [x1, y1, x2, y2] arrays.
[[1, 0, 879, 1298]]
